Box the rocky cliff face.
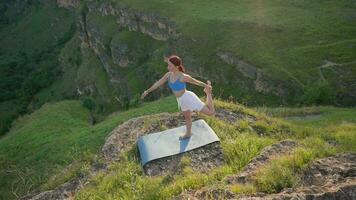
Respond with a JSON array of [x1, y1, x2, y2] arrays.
[[74, 0, 179, 99], [86, 1, 177, 41], [217, 52, 302, 98], [57, 0, 79, 8], [62, 0, 305, 104]]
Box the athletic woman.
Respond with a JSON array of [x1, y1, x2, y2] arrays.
[[141, 55, 215, 139]]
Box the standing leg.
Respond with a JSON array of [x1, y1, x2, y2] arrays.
[[180, 110, 192, 140]]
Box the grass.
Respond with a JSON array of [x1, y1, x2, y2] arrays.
[[0, 94, 355, 199], [74, 99, 284, 199], [248, 105, 356, 193], [0, 95, 178, 200], [74, 99, 355, 199], [255, 106, 356, 127]]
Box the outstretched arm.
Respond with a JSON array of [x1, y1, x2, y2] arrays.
[[141, 72, 170, 99], [182, 74, 209, 88]]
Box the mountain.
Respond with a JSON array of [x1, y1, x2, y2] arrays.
[[1, 0, 355, 136], [0, 1, 355, 198]]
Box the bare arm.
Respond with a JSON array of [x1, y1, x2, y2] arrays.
[[182, 74, 208, 88], [147, 72, 170, 92], [141, 72, 170, 99]]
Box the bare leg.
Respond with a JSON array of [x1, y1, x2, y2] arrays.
[[203, 80, 215, 115], [180, 110, 192, 140]]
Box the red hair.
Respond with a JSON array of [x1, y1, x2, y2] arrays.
[[168, 55, 185, 73]]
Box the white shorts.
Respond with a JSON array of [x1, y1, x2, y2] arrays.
[[176, 91, 205, 112]]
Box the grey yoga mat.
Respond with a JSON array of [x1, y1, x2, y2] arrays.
[[137, 119, 220, 166]]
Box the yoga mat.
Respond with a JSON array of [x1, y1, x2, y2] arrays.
[[137, 119, 220, 166]]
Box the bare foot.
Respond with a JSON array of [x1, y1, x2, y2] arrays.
[[204, 80, 212, 94], [179, 133, 192, 140]]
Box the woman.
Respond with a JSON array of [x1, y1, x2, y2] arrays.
[[141, 55, 215, 140]]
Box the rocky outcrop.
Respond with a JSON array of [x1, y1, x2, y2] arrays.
[[74, 0, 178, 98], [20, 155, 107, 200], [175, 153, 356, 200], [297, 152, 356, 193], [217, 52, 258, 79], [319, 60, 356, 106], [236, 153, 356, 200], [57, 0, 79, 8], [224, 140, 299, 184], [254, 70, 291, 97], [86, 1, 177, 41], [144, 142, 224, 176], [214, 107, 256, 124], [217, 51, 301, 97], [102, 112, 224, 176], [22, 108, 255, 199], [102, 112, 196, 161], [174, 187, 236, 200]]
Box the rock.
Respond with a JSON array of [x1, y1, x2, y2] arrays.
[[144, 142, 224, 176], [176, 153, 356, 200], [102, 112, 196, 162], [173, 187, 236, 200], [19, 109, 280, 199], [254, 69, 290, 97], [217, 52, 258, 79], [102, 111, 225, 176], [20, 177, 86, 200], [215, 107, 256, 124], [216, 52, 301, 98], [57, 0, 79, 8], [296, 152, 356, 192], [87, 1, 177, 41], [236, 153, 356, 200]]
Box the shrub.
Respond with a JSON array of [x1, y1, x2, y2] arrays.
[[301, 82, 336, 105]]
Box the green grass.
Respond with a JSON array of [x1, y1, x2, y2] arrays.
[[255, 106, 356, 127], [74, 100, 355, 199], [74, 99, 282, 199], [0, 95, 178, 200], [1, 94, 355, 199], [249, 105, 356, 193]]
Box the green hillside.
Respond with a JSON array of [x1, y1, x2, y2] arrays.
[[0, 1, 355, 198], [1, 0, 356, 136], [0, 1, 76, 135], [113, 0, 356, 104], [0, 95, 355, 199], [0, 96, 178, 199]]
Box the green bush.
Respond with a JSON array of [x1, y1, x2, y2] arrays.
[[82, 98, 96, 112], [301, 82, 336, 105]]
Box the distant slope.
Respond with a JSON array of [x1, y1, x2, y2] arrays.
[[89, 0, 356, 105], [0, 1, 76, 135]]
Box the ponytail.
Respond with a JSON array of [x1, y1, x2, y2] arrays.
[[178, 65, 186, 73]]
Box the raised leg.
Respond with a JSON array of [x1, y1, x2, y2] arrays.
[[201, 80, 215, 116]]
